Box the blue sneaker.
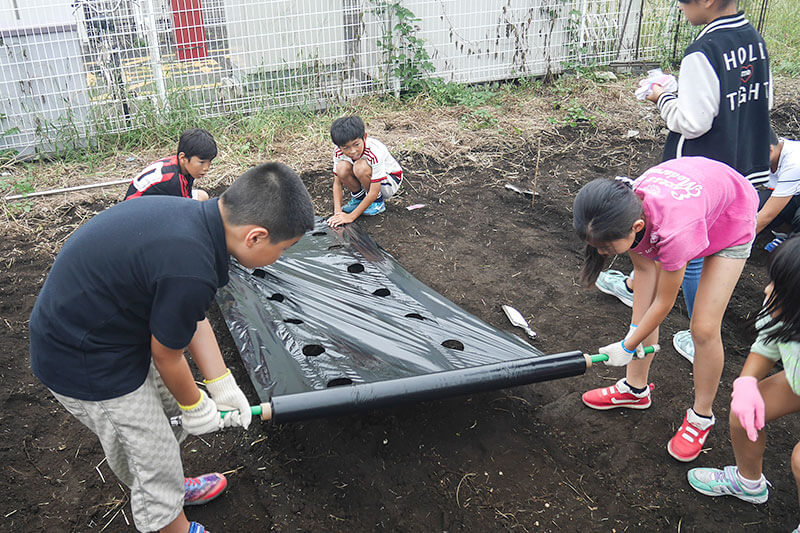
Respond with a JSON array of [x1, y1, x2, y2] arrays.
[[341, 196, 364, 213], [765, 231, 789, 252], [363, 200, 386, 216], [765, 236, 785, 252], [188, 522, 208, 533], [184, 472, 227, 506], [687, 465, 769, 504]]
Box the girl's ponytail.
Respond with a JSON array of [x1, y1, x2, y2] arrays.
[[573, 178, 642, 286], [581, 243, 606, 287]]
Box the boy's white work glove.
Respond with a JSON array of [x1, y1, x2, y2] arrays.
[[635, 69, 678, 101], [179, 390, 225, 435], [204, 369, 252, 430], [599, 324, 646, 366]]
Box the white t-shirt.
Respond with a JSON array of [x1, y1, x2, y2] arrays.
[[767, 139, 800, 197], [333, 136, 402, 183]]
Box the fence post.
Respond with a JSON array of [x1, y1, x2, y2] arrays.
[[143, 0, 167, 107]]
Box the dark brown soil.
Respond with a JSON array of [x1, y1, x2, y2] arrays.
[[3, 83, 800, 533]]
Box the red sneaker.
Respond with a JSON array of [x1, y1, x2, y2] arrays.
[[184, 472, 227, 506], [582, 379, 654, 410], [667, 409, 715, 462]]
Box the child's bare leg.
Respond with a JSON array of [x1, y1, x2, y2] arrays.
[[730, 407, 767, 479], [161, 511, 190, 533], [689, 256, 746, 415], [625, 253, 659, 388], [625, 354, 656, 389], [733, 372, 800, 480], [335, 161, 369, 194], [792, 442, 800, 507], [352, 159, 373, 191]]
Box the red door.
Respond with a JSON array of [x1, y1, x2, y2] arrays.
[[171, 0, 208, 60]]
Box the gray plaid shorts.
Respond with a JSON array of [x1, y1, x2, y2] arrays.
[[51, 364, 188, 532]]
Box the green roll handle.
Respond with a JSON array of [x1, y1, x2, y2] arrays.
[[220, 403, 272, 421], [171, 403, 273, 427], [585, 344, 660, 367]]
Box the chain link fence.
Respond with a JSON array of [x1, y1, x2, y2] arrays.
[[0, 0, 767, 157]]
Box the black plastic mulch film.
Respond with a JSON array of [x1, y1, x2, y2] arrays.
[[216, 218, 584, 423]]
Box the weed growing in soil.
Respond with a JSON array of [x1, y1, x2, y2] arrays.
[[549, 99, 597, 129]]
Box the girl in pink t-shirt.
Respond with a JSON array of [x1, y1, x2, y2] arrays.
[[573, 156, 759, 462]]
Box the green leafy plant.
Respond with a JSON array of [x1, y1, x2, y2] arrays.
[[561, 8, 599, 76], [0, 172, 35, 197], [371, 0, 435, 95], [0, 122, 21, 162], [426, 80, 498, 107], [459, 108, 498, 130], [3, 199, 34, 216], [548, 98, 596, 128]]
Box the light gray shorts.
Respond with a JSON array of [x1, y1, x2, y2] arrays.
[[713, 238, 754, 260], [51, 364, 187, 532], [379, 171, 403, 200]]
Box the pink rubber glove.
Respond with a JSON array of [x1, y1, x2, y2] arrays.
[[730, 376, 765, 442]]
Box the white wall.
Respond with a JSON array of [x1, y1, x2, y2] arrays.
[[0, 0, 75, 29]]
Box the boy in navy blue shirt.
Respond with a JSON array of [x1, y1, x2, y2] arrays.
[[31, 163, 314, 533]]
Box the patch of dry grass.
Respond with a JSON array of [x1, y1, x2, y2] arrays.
[[3, 75, 800, 253]]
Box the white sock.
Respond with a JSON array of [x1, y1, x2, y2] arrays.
[[620, 379, 649, 397], [687, 408, 715, 430], [735, 467, 765, 492]]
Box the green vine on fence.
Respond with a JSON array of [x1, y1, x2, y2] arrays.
[[371, 0, 435, 95]]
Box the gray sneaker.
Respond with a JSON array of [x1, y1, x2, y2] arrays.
[[673, 330, 695, 363], [595, 270, 633, 307]]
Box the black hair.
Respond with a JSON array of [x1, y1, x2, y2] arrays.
[[221, 162, 315, 243], [769, 126, 779, 146], [573, 178, 643, 286], [178, 128, 217, 161], [330, 116, 366, 147], [756, 235, 800, 343]]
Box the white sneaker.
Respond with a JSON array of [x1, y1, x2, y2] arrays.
[[673, 330, 695, 363], [595, 270, 633, 307]]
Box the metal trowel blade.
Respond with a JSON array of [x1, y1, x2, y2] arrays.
[[501, 305, 538, 340], [504, 183, 537, 197], [502, 305, 527, 327]]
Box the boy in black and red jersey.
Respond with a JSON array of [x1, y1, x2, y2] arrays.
[[125, 128, 217, 201]]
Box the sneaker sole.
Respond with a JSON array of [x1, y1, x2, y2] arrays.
[[688, 479, 768, 504], [582, 398, 651, 410], [672, 336, 695, 364], [666, 440, 701, 463], [594, 284, 633, 308]]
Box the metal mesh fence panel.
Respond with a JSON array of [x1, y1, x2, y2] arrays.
[[0, 0, 765, 156]]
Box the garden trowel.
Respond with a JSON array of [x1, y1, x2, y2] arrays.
[[501, 305, 537, 340]]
